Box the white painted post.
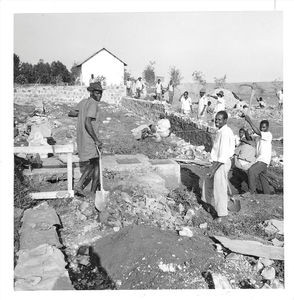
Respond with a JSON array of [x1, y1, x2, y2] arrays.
[[67, 152, 73, 192]]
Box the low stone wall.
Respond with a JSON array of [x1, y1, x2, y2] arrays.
[[14, 84, 126, 106], [14, 202, 73, 290], [121, 97, 215, 152]]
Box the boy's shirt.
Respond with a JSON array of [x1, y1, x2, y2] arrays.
[[255, 131, 272, 166]]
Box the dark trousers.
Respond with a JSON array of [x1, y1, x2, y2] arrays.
[[248, 161, 271, 194]]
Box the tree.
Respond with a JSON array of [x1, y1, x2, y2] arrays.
[[14, 54, 20, 81], [143, 61, 156, 87], [50, 61, 71, 84], [192, 70, 206, 86], [70, 62, 81, 84], [169, 66, 183, 87], [19, 62, 35, 83], [214, 74, 227, 88], [15, 74, 28, 85], [34, 59, 51, 84]]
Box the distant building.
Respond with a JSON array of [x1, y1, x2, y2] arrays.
[[76, 48, 127, 86]]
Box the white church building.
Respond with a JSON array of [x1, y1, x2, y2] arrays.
[[77, 48, 127, 86]]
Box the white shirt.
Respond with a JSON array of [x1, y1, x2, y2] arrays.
[[277, 90, 283, 103], [256, 131, 272, 165], [180, 96, 192, 113], [210, 124, 235, 163], [215, 97, 225, 113], [126, 80, 132, 88], [136, 80, 143, 90], [156, 82, 163, 93], [198, 95, 208, 116], [168, 84, 174, 92]]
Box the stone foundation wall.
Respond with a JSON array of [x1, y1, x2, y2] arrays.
[[14, 84, 126, 106], [121, 97, 215, 152]]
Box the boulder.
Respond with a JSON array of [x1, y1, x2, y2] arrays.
[[261, 267, 276, 281]]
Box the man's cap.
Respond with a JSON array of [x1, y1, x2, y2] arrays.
[[217, 90, 224, 96], [87, 81, 104, 92]]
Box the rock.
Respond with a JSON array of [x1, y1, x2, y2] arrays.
[[262, 283, 272, 289], [259, 258, 274, 267], [271, 279, 284, 289], [79, 202, 94, 217], [178, 203, 185, 214], [158, 261, 176, 273], [199, 222, 208, 229], [179, 227, 193, 237], [121, 192, 132, 203], [255, 260, 264, 272], [184, 209, 195, 221], [271, 238, 284, 247], [263, 219, 284, 235], [261, 267, 276, 281], [215, 244, 223, 253], [211, 273, 232, 289], [226, 253, 243, 261]]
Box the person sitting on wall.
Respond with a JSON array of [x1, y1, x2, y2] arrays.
[[230, 128, 256, 194], [179, 91, 192, 115], [242, 115, 273, 195], [256, 96, 266, 108]]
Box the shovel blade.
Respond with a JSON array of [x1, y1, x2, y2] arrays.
[[95, 190, 109, 211]]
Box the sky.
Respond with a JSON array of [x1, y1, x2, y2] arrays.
[[14, 11, 282, 83]]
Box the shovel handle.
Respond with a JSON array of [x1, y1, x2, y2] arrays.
[[95, 144, 103, 191]]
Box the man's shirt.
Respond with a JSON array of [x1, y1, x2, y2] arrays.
[[198, 95, 208, 116], [156, 83, 163, 93], [211, 124, 235, 163], [136, 80, 143, 90], [180, 96, 192, 114]]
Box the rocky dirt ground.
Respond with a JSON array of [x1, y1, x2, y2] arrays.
[[14, 95, 284, 290]]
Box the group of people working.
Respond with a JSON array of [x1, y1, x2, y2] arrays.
[[178, 88, 225, 121], [202, 110, 273, 223], [126, 77, 175, 104], [69, 80, 275, 225]]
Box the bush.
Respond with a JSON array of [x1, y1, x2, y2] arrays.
[[15, 74, 28, 85]]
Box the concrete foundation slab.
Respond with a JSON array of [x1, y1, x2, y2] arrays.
[[23, 154, 182, 191], [150, 159, 181, 189]]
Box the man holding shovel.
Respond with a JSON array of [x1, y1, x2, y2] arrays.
[[68, 82, 103, 200]]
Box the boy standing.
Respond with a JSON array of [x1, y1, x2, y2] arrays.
[[244, 115, 272, 195]]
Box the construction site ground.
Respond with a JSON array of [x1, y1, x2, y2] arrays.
[[14, 98, 284, 290]]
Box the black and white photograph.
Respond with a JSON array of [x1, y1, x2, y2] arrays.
[[1, 0, 293, 297]]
